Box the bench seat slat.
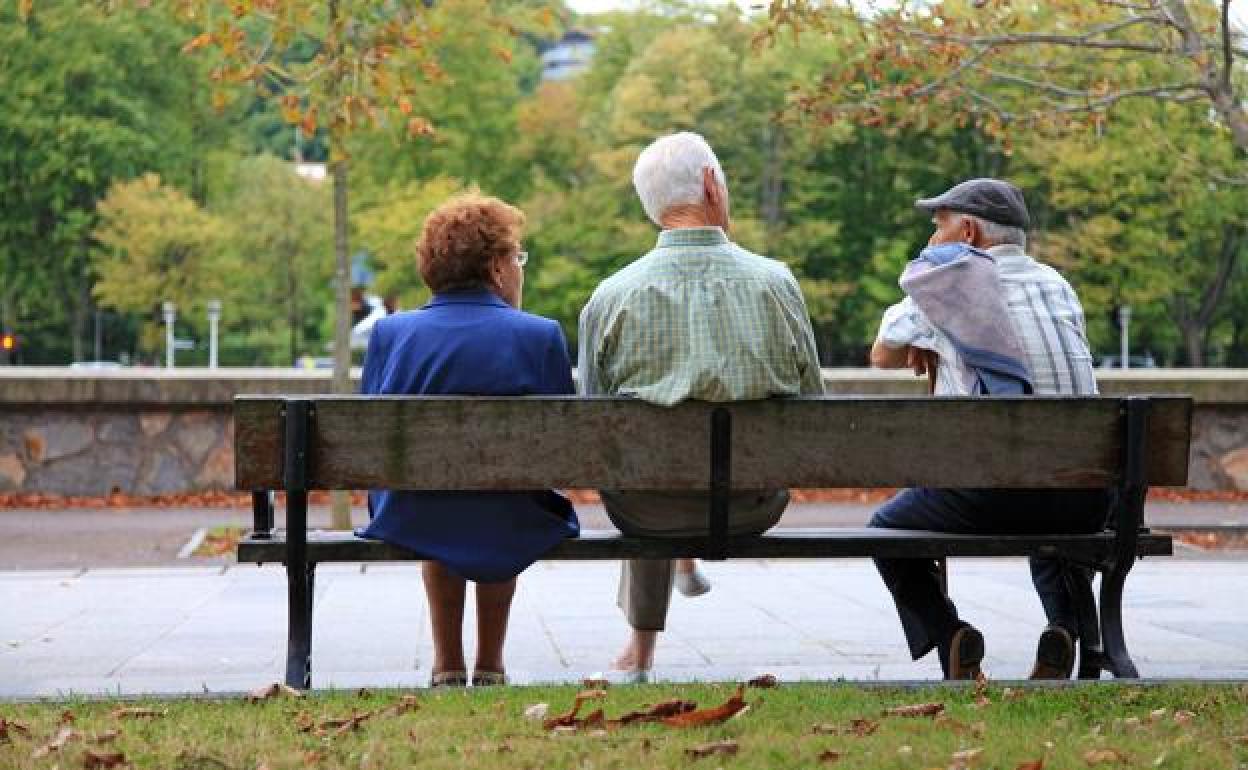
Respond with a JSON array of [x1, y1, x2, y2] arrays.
[[238, 528, 1173, 563], [234, 396, 1193, 491]]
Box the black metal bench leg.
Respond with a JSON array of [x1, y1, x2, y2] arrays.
[[285, 552, 315, 689], [282, 399, 313, 690], [1098, 557, 1139, 679]]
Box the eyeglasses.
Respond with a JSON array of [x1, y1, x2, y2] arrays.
[[516, 250, 529, 267]]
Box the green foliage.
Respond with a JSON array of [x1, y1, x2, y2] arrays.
[[217, 156, 335, 365], [5, 0, 1247, 367], [0, 0, 214, 362], [92, 174, 228, 354], [353, 175, 463, 309]]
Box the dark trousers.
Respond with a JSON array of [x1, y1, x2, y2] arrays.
[[869, 488, 1109, 661]]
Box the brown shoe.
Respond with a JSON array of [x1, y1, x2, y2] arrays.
[[1029, 625, 1075, 680], [947, 625, 985, 681]]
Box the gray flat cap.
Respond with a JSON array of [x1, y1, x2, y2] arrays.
[[916, 178, 1030, 229]]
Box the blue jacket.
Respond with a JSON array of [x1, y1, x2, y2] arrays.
[[358, 289, 579, 582]]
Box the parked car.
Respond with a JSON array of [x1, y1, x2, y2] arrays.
[[1098, 353, 1158, 369]]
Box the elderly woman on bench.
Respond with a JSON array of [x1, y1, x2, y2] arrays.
[[358, 193, 578, 687]]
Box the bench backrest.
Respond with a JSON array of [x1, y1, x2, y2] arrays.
[[234, 396, 1192, 491]]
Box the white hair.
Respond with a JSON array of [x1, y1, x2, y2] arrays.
[[956, 213, 1027, 250], [632, 132, 727, 226]]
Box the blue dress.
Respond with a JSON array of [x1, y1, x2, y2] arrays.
[[358, 289, 579, 582]]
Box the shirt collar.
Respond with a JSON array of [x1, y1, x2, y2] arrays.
[[656, 226, 729, 249], [424, 288, 510, 309], [986, 243, 1031, 268]]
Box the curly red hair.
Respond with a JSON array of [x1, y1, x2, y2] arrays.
[[417, 193, 525, 293]]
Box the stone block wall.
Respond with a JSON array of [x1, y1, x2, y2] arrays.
[[0, 408, 233, 495]]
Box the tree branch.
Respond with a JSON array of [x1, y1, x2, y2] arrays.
[[1197, 223, 1243, 327], [908, 15, 1177, 56], [1221, 0, 1234, 90]]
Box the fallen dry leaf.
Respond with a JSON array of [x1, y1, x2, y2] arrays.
[[576, 688, 609, 701], [380, 695, 420, 717], [662, 685, 748, 728], [303, 748, 327, 765], [245, 682, 305, 703], [581, 677, 609, 689], [82, 748, 127, 768], [1003, 687, 1025, 702], [951, 747, 983, 767], [1083, 748, 1128, 765], [747, 673, 778, 689], [111, 707, 166, 719], [615, 700, 696, 725], [685, 739, 739, 759], [89, 730, 120, 745], [818, 749, 842, 763], [543, 695, 590, 730], [0, 717, 32, 743], [523, 703, 549, 721], [883, 702, 945, 718], [1016, 760, 1045, 770], [60, 710, 76, 724], [294, 711, 315, 733], [31, 726, 77, 759], [315, 710, 372, 737]]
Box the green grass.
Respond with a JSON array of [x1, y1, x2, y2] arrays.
[[2, 682, 1246, 769]]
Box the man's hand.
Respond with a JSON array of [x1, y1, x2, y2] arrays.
[[906, 346, 938, 377]]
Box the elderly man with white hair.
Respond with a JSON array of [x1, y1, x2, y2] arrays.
[[578, 131, 824, 678]]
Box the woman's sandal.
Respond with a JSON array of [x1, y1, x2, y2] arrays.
[[429, 670, 468, 688], [470, 670, 508, 687]]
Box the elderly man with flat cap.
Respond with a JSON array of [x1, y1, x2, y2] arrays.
[[868, 178, 1100, 681]]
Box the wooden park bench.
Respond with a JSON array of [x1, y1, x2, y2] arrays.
[[235, 395, 1191, 689]]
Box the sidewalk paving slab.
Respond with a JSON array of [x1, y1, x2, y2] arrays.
[[2, 558, 1245, 698]]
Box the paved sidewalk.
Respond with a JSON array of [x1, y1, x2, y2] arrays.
[[2, 558, 1245, 697]]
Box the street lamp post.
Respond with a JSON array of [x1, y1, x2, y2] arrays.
[[162, 301, 176, 369], [207, 299, 222, 369], [1118, 305, 1132, 370]]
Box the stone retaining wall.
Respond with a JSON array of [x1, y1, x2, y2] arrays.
[[4, 368, 1248, 495]]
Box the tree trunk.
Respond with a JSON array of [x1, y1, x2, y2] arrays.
[[1180, 322, 1206, 367], [329, 157, 353, 529]]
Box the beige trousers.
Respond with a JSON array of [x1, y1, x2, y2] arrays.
[[601, 489, 789, 631]]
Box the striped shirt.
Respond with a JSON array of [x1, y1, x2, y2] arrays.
[[878, 244, 1097, 396], [577, 227, 824, 405]]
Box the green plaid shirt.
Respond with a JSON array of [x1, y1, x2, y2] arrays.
[[577, 227, 823, 405]]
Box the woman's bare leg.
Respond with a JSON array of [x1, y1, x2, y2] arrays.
[[422, 561, 467, 675], [675, 559, 695, 574], [474, 577, 517, 674]]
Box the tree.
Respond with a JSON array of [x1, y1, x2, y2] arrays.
[[768, 0, 1248, 364], [92, 174, 229, 355], [0, 1, 214, 362], [220, 156, 335, 365], [180, 0, 530, 527]]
